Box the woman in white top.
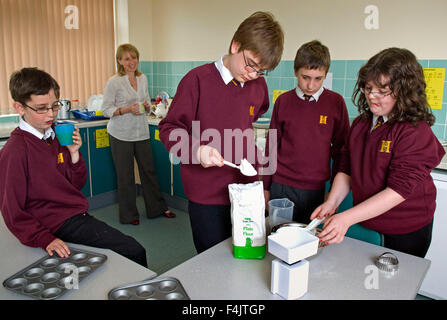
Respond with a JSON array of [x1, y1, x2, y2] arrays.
[[102, 44, 175, 224]]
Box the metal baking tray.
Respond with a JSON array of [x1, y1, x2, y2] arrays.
[[108, 277, 190, 300], [3, 247, 107, 300]]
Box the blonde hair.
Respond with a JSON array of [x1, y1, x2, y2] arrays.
[[116, 43, 142, 76]]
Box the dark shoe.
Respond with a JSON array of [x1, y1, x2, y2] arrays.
[[130, 220, 140, 225], [164, 211, 176, 218]]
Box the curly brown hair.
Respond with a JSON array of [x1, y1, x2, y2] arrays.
[[352, 47, 435, 126]]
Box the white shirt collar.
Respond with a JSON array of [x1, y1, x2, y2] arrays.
[[19, 117, 55, 140], [371, 114, 388, 131], [295, 86, 324, 102], [214, 55, 244, 87], [373, 114, 388, 125]]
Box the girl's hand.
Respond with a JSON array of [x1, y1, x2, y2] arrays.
[[310, 200, 337, 220], [317, 213, 352, 245]]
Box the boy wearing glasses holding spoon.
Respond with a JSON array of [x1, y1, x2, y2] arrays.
[[0, 68, 148, 267], [311, 48, 445, 257], [159, 12, 284, 253]]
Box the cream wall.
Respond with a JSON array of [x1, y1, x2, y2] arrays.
[[128, 0, 153, 60], [128, 0, 447, 61]]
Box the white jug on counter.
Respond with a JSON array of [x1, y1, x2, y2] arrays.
[[154, 102, 168, 118]]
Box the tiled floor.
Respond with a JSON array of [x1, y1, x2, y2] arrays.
[[89, 196, 197, 275]]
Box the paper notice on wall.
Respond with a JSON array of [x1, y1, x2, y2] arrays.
[[272, 90, 287, 104], [95, 128, 110, 148], [424, 68, 445, 109]]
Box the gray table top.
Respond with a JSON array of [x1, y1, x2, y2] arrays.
[[0, 216, 156, 300], [161, 237, 430, 300]]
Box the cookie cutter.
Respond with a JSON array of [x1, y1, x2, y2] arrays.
[[375, 252, 399, 272]]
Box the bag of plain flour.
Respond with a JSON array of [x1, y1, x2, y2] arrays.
[[228, 181, 266, 259]]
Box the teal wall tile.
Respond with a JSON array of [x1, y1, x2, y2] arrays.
[[329, 60, 346, 79], [280, 77, 295, 90], [268, 64, 281, 77], [266, 77, 280, 91], [431, 124, 445, 140], [280, 60, 294, 77], [432, 106, 446, 125], [344, 98, 359, 118], [344, 79, 357, 98], [418, 60, 429, 68], [332, 78, 345, 96], [428, 60, 447, 69], [172, 61, 184, 75], [346, 60, 366, 79], [0, 115, 19, 123], [142, 58, 447, 132]]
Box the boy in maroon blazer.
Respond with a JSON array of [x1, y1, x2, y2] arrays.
[[311, 48, 445, 257], [263, 40, 350, 224], [0, 68, 147, 266], [159, 12, 284, 253]]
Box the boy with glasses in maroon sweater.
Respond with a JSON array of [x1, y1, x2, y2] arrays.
[[159, 12, 284, 253], [263, 40, 350, 224], [311, 48, 445, 258], [0, 68, 147, 267]]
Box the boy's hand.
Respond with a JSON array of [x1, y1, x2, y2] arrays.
[[197, 145, 224, 168], [66, 126, 82, 153], [67, 126, 81, 164], [46, 238, 71, 258]]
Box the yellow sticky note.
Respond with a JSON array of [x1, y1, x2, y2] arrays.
[[272, 90, 287, 104], [424, 68, 445, 110], [96, 128, 110, 148], [154, 129, 160, 141]]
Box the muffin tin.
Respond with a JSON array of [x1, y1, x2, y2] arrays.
[[108, 277, 190, 300], [3, 248, 107, 300]]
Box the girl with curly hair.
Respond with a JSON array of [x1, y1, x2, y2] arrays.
[[311, 47, 445, 257]]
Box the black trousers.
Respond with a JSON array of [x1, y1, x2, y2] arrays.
[[55, 213, 148, 267], [383, 219, 433, 258], [188, 201, 232, 254], [110, 135, 168, 223], [270, 181, 325, 224]]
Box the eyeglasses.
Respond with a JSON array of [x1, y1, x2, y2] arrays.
[[21, 101, 62, 114], [242, 51, 268, 76], [360, 87, 392, 99]]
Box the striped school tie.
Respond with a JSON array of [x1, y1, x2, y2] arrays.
[[373, 116, 384, 131], [303, 94, 312, 101]]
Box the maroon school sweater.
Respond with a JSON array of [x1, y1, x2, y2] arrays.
[[339, 116, 445, 234], [263, 89, 350, 190], [159, 63, 269, 205], [0, 128, 89, 249]]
